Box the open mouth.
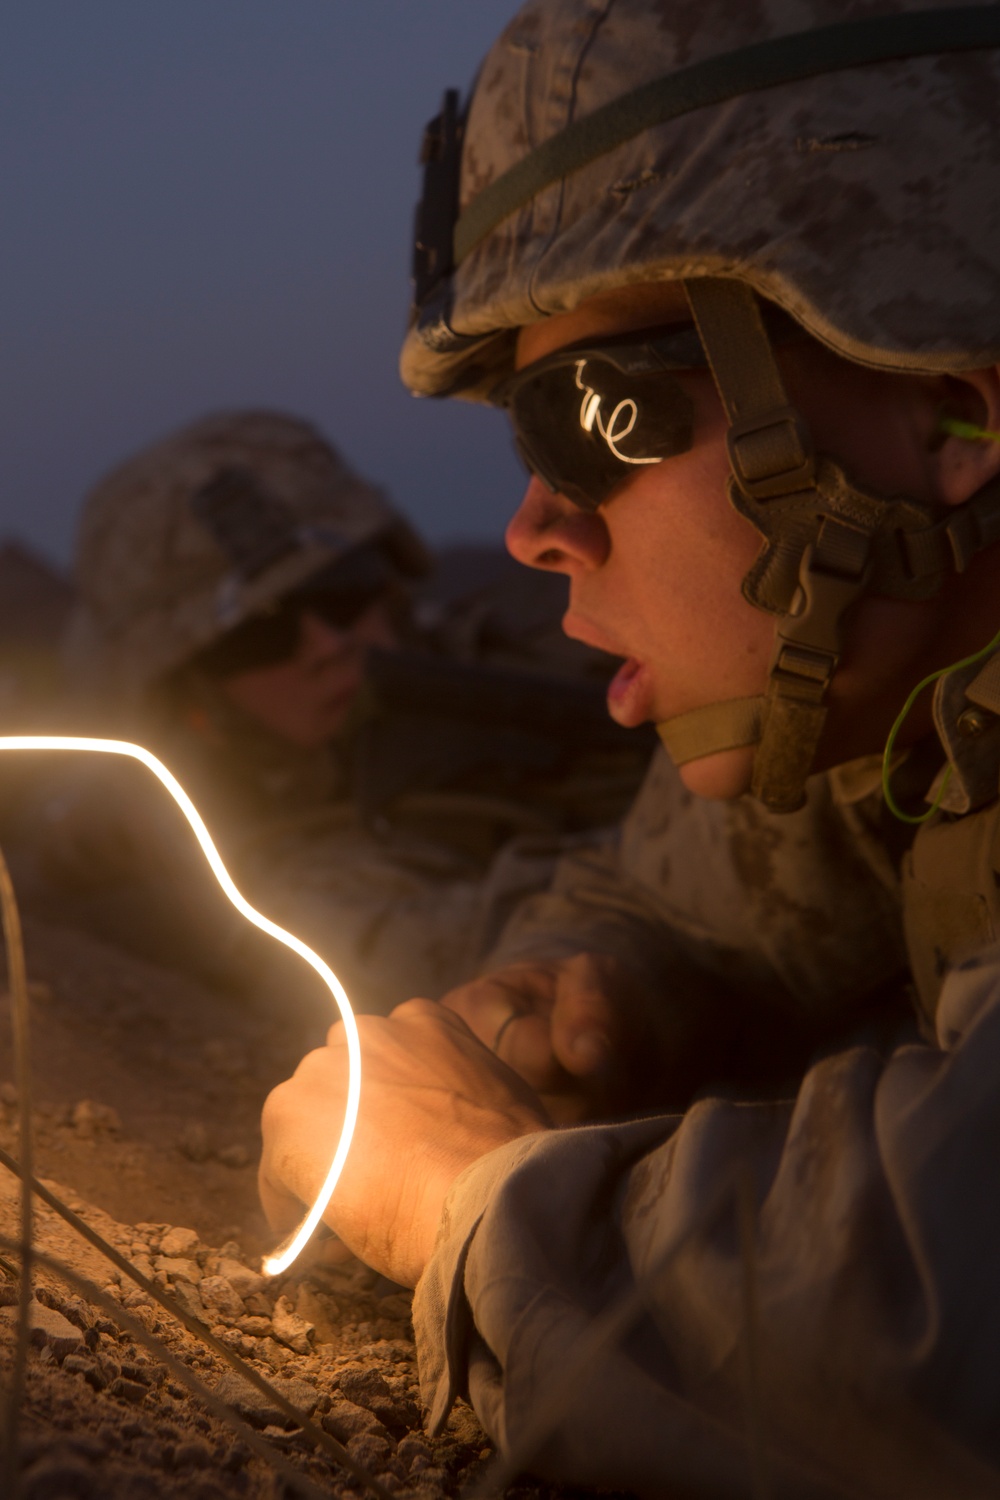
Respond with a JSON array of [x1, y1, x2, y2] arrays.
[[606, 656, 653, 728]]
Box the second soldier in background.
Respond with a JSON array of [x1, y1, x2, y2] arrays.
[[37, 409, 650, 1016]]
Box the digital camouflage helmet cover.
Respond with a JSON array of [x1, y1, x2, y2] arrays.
[[68, 410, 429, 702], [402, 0, 1000, 812]]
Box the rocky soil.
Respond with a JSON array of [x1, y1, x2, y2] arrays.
[[0, 913, 627, 1499]]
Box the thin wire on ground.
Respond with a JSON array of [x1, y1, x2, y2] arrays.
[[0, 1143, 392, 1499], [0, 843, 35, 1500], [0, 1234, 351, 1500]]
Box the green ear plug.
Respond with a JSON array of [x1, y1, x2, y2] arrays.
[[938, 415, 1000, 443]]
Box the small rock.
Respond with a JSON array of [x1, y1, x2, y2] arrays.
[[397, 1436, 433, 1470], [56, 1294, 95, 1333], [63, 1353, 107, 1391], [154, 1255, 202, 1284], [346, 1432, 395, 1472], [173, 1438, 212, 1469], [258, 1337, 291, 1369], [236, 1315, 272, 1337], [212, 1371, 316, 1428], [199, 1275, 244, 1323], [216, 1258, 264, 1300], [217, 1143, 251, 1169], [165, 1281, 205, 1322], [271, 1376, 319, 1418], [0, 1282, 18, 1307], [160, 1226, 199, 1258], [0, 1081, 17, 1105], [322, 1400, 391, 1444], [338, 1365, 418, 1432], [177, 1122, 212, 1162], [109, 1376, 147, 1404], [120, 1289, 152, 1310], [259, 1423, 306, 1450], [243, 1291, 273, 1317], [217, 1326, 252, 1355], [410, 1466, 450, 1491], [272, 1294, 313, 1354], [376, 1292, 413, 1324], [338, 1367, 392, 1408], [0, 1300, 83, 1360], [221, 1440, 251, 1472], [446, 1402, 486, 1445], [295, 1282, 341, 1345], [71, 1099, 121, 1138]]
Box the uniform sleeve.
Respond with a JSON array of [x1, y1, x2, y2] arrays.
[[411, 945, 1000, 1499], [485, 748, 910, 1032]]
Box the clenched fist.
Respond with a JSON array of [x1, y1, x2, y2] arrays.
[[259, 999, 550, 1288]]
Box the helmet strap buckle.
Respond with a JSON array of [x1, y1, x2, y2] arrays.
[[727, 405, 815, 501], [752, 527, 872, 810]]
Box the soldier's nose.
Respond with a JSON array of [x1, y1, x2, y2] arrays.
[[505, 477, 610, 574]]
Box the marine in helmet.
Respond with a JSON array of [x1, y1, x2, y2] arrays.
[[41, 409, 649, 1013], [260, 0, 1000, 1492]]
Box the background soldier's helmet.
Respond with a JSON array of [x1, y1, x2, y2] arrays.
[[67, 410, 429, 700], [403, 0, 1000, 402]]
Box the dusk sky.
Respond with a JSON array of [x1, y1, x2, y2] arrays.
[[1, 2, 526, 572]]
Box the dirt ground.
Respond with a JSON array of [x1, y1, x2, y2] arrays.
[[0, 912, 626, 1500]]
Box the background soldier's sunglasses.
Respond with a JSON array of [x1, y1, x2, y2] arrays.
[[195, 545, 393, 678], [494, 313, 802, 511]]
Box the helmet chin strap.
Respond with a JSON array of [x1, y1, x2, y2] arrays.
[[657, 278, 1000, 814]]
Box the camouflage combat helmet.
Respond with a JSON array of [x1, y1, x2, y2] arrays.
[[402, 0, 1000, 812], [67, 410, 429, 700]]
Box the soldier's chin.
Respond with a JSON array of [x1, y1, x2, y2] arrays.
[[677, 745, 755, 800]]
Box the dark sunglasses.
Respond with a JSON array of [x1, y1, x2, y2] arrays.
[[195, 546, 394, 678], [494, 311, 804, 511], [493, 325, 706, 511]]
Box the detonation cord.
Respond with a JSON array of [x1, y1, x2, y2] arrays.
[[0, 845, 33, 1500], [881, 627, 1000, 825], [0, 736, 360, 1277]]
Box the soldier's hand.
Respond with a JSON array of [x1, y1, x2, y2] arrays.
[[441, 953, 656, 1124], [259, 999, 549, 1288]]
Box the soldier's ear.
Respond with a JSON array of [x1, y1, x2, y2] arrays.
[[932, 365, 1000, 508]]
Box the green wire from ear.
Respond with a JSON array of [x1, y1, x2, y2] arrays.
[[882, 626, 1000, 824], [938, 415, 1000, 444]]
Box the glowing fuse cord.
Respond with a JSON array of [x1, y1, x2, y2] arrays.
[[0, 735, 360, 1277]]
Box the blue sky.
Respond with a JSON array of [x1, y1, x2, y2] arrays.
[[0, 2, 526, 568]]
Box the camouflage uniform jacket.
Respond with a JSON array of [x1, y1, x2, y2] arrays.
[[412, 652, 1000, 1497]]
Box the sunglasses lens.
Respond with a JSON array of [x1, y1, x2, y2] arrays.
[[502, 351, 695, 510], [194, 545, 394, 678], [195, 606, 300, 677], [293, 546, 393, 631]]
